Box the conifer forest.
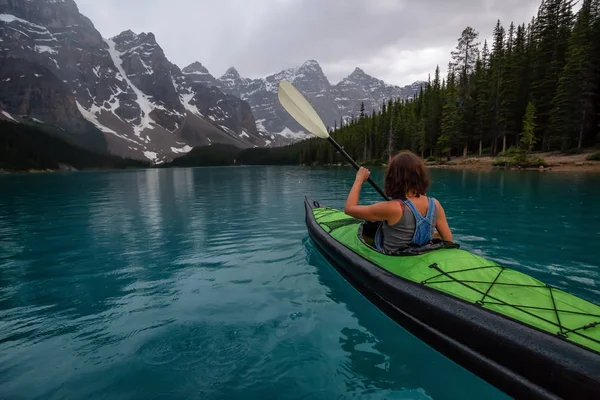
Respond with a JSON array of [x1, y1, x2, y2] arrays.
[[293, 0, 600, 165]]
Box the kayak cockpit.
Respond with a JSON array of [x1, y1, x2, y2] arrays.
[[358, 220, 460, 256]]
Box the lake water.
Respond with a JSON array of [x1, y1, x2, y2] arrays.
[[1, 166, 599, 400]]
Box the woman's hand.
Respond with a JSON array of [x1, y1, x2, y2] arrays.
[[355, 167, 370, 183]]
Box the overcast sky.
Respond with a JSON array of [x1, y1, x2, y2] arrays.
[[75, 0, 543, 86]]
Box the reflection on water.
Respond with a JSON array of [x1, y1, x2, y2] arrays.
[[0, 166, 598, 399]]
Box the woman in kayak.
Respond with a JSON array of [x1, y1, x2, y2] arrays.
[[343, 150, 453, 253]]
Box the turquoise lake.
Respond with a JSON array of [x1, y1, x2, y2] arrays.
[[1, 166, 599, 400]]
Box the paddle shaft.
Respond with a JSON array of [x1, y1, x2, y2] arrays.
[[327, 137, 390, 201]]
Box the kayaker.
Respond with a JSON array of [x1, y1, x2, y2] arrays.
[[343, 150, 453, 253]]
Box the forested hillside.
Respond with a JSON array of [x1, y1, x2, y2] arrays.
[[290, 0, 600, 164], [0, 121, 150, 172]]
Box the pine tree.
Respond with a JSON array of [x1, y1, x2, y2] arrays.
[[500, 22, 519, 151], [369, 109, 376, 160], [482, 40, 490, 69], [440, 68, 460, 158], [591, 0, 600, 138], [451, 26, 480, 156], [532, 0, 575, 149], [489, 19, 506, 154], [551, 0, 597, 151], [451, 26, 481, 80], [513, 24, 531, 142], [387, 110, 394, 161], [474, 55, 489, 155], [425, 65, 442, 156], [521, 101, 538, 154]]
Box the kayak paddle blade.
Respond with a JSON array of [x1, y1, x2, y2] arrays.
[[278, 80, 330, 139]]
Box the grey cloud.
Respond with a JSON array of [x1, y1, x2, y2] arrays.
[[75, 0, 542, 85]]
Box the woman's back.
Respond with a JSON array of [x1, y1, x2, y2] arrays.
[[380, 195, 437, 252]]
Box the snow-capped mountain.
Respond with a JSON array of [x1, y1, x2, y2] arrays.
[[335, 67, 425, 122], [0, 0, 426, 160], [0, 0, 266, 162], [206, 60, 425, 140]]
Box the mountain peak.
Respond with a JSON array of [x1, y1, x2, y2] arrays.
[[299, 60, 322, 72], [113, 29, 136, 40], [111, 30, 156, 45], [139, 32, 156, 43], [350, 67, 368, 77], [223, 67, 240, 78], [183, 62, 210, 76], [302, 59, 319, 67]]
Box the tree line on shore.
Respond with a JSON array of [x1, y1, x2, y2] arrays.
[[291, 0, 600, 165], [0, 121, 150, 172]]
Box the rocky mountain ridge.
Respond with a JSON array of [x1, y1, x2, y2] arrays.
[[0, 0, 268, 162], [188, 59, 426, 140], [0, 0, 426, 161]]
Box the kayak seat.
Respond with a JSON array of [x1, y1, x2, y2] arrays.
[[359, 221, 460, 256]]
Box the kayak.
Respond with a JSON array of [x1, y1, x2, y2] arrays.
[[304, 197, 600, 400]]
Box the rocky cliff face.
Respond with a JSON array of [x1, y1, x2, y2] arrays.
[[183, 61, 220, 88], [0, 0, 266, 162], [218, 67, 248, 99], [0, 57, 108, 152]]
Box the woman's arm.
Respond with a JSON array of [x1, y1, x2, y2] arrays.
[[344, 167, 393, 221], [434, 199, 453, 242]]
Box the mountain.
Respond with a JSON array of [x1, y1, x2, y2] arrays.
[[335, 67, 425, 122], [199, 60, 426, 140], [0, 0, 426, 162], [0, 0, 267, 163]]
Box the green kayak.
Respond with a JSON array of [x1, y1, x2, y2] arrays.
[[304, 197, 600, 400]]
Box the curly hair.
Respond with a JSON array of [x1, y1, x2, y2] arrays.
[[384, 150, 430, 200]]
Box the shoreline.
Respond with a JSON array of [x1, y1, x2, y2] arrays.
[[425, 151, 600, 172], [3, 151, 600, 174]]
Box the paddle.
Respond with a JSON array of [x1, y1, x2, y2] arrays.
[[278, 80, 389, 201]]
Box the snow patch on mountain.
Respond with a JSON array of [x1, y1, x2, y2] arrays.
[[76, 100, 146, 147], [256, 118, 267, 133], [219, 124, 235, 135], [76, 101, 117, 135], [171, 145, 193, 154], [0, 14, 48, 33], [34, 45, 57, 55], [275, 127, 307, 139], [1, 110, 16, 121], [105, 38, 156, 137], [143, 151, 158, 161], [179, 91, 202, 117]]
